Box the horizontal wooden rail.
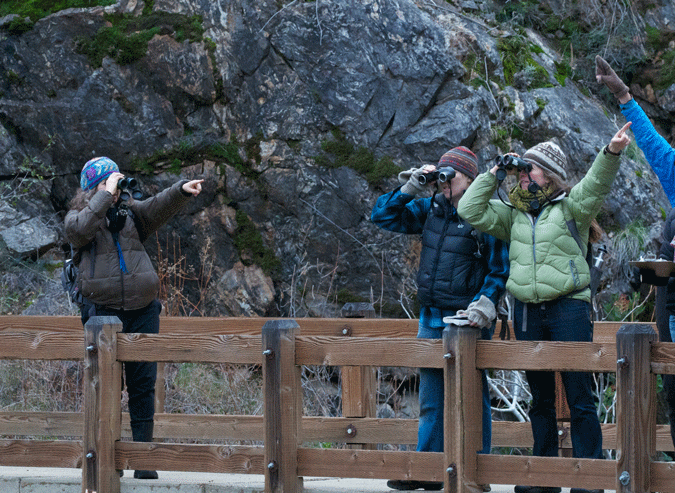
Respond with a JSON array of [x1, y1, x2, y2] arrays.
[[297, 448, 444, 481], [296, 336, 443, 367], [0, 316, 641, 340], [117, 335, 635, 373], [4, 410, 674, 452], [0, 439, 82, 468], [0, 330, 82, 360], [477, 340, 618, 372], [116, 442, 265, 474], [118, 334, 262, 364], [651, 461, 675, 492], [477, 455, 616, 491]]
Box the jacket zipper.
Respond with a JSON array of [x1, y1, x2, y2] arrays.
[[429, 202, 451, 303]]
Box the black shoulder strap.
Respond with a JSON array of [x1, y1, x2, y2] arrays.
[[562, 199, 585, 255]]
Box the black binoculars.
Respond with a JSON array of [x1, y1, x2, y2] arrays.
[[117, 177, 142, 201], [418, 167, 456, 185], [494, 155, 532, 181], [117, 177, 137, 190]]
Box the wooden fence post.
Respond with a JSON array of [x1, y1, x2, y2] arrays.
[[616, 323, 657, 493], [340, 302, 377, 450], [82, 316, 123, 493], [263, 320, 302, 493], [444, 324, 482, 493]]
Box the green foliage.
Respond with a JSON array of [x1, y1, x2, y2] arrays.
[[491, 122, 524, 152], [131, 136, 263, 179], [335, 288, 366, 305], [233, 210, 281, 277], [5, 70, 22, 85], [76, 11, 204, 68], [623, 140, 645, 166], [602, 291, 653, 323], [656, 50, 675, 90], [77, 24, 159, 67], [317, 128, 400, 185], [553, 61, 573, 86], [1, 135, 55, 207], [497, 36, 552, 89], [4, 17, 34, 35], [0, 0, 116, 23], [494, 0, 545, 27], [645, 25, 663, 51]]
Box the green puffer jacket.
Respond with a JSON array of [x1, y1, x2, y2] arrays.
[[457, 149, 620, 304], [65, 181, 191, 310]]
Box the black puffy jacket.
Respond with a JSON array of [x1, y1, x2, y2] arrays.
[[416, 194, 487, 310]]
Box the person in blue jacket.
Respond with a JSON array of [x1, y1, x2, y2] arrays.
[[372, 146, 509, 492], [596, 55, 675, 455], [596, 55, 675, 205]]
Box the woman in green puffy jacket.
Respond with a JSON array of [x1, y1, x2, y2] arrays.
[[457, 124, 631, 493]]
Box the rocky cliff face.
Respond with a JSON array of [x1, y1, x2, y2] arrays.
[[1, 0, 674, 318]]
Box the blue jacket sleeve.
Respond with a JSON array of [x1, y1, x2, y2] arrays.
[[621, 98, 675, 206], [371, 187, 431, 234], [474, 233, 509, 306]]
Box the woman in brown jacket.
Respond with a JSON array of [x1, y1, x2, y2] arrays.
[[65, 156, 203, 479]]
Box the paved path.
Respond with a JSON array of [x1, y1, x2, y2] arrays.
[[0, 467, 614, 493]]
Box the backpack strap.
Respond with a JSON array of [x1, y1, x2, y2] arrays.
[[561, 199, 586, 256], [561, 199, 595, 300]]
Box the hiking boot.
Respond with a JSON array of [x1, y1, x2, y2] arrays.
[[131, 421, 158, 480], [133, 470, 159, 479], [570, 489, 603, 493], [387, 479, 443, 490], [514, 487, 561, 493], [480, 485, 491, 492]]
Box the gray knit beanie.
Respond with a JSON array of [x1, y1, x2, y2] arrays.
[[522, 141, 567, 181]]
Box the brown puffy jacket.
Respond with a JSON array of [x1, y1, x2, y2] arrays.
[[64, 181, 190, 310]]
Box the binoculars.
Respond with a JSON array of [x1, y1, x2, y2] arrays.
[[418, 167, 456, 185], [494, 155, 532, 181], [117, 177, 142, 201]]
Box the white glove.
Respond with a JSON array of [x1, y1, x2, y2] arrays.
[[398, 167, 427, 196], [457, 295, 496, 329]]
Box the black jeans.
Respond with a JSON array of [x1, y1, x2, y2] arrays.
[[82, 299, 161, 425], [513, 297, 603, 459]]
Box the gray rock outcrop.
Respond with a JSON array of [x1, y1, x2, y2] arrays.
[[0, 0, 673, 317]]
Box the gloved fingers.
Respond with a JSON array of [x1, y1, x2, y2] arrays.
[[466, 308, 489, 328], [595, 55, 613, 78], [594, 55, 628, 97], [398, 168, 417, 184]]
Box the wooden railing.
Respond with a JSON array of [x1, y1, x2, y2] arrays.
[[0, 316, 674, 492]]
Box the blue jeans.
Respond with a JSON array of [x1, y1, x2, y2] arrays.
[[416, 318, 493, 454], [513, 297, 602, 459], [669, 314, 675, 343]]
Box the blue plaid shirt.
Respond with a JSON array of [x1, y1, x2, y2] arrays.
[[372, 187, 510, 329]]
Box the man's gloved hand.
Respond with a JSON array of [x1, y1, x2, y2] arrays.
[[595, 55, 629, 100], [398, 167, 427, 196], [460, 295, 497, 329]]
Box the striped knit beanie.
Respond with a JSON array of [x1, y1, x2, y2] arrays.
[[522, 141, 567, 181], [80, 157, 119, 191], [437, 146, 478, 180]]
